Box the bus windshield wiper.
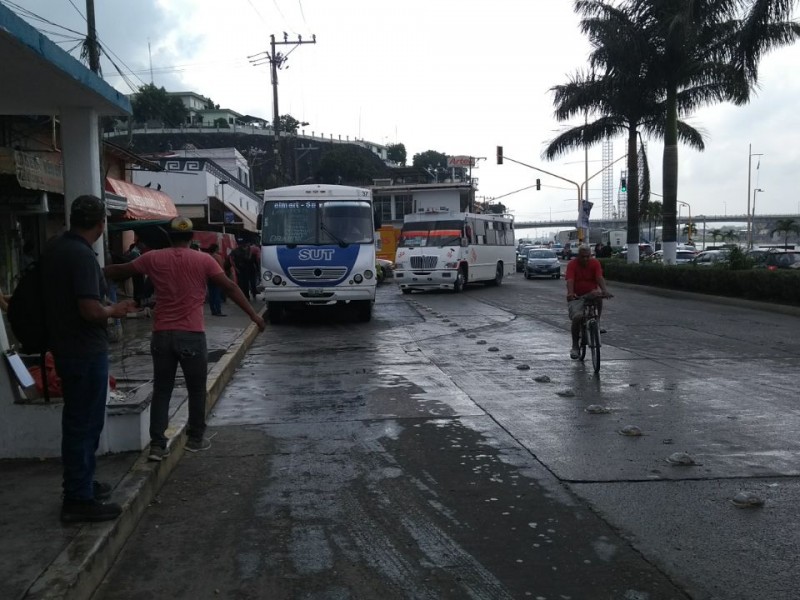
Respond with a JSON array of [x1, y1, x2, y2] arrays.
[[320, 221, 348, 247]]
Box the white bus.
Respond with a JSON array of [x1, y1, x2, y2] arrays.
[[259, 184, 377, 323], [393, 210, 516, 293]]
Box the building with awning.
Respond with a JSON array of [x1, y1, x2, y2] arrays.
[[0, 3, 132, 457], [106, 177, 178, 221]]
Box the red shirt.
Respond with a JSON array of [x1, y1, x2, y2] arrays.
[[131, 247, 223, 332], [565, 257, 603, 296]]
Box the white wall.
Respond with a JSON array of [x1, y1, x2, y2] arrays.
[[415, 190, 462, 212]]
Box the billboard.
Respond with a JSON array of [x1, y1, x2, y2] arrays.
[[446, 155, 475, 168]]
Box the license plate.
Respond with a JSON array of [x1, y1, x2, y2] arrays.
[[306, 288, 326, 296]]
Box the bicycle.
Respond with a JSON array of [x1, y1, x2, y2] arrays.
[[578, 294, 609, 373]]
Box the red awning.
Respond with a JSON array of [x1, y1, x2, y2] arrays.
[[105, 177, 178, 220]]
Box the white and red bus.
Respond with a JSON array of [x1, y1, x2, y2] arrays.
[[393, 210, 515, 293]]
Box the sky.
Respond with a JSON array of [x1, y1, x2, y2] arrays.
[[8, 0, 800, 235]]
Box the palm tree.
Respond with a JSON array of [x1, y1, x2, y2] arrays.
[[630, 0, 800, 264], [708, 228, 724, 246], [682, 223, 698, 243], [722, 229, 740, 244], [544, 1, 703, 263], [769, 218, 800, 249], [643, 200, 663, 245]]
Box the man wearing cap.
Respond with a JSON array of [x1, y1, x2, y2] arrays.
[[105, 217, 265, 461], [44, 195, 137, 523]]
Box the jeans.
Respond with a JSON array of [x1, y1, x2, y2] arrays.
[[208, 282, 223, 315], [150, 331, 208, 447], [54, 352, 109, 501]]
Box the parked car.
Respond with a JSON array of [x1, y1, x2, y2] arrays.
[[651, 249, 697, 264], [692, 249, 730, 266], [763, 250, 800, 271], [524, 249, 561, 279]]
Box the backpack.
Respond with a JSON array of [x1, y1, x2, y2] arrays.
[[8, 260, 48, 355]]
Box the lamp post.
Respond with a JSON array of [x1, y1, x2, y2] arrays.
[[751, 188, 763, 247], [746, 144, 763, 250], [677, 200, 692, 244], [219, 180, 228, 234]]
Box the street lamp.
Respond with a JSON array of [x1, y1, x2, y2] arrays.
[[677, 200, 692, 244], [751, 188, 764, 247], [746, 144, 763, 250]]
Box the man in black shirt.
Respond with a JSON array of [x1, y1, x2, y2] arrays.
[[44, 195, 135, 523]]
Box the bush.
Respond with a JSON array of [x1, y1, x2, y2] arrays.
[[599, 259, 800, 306]]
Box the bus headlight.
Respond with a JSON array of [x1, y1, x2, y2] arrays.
[[354, 274, 363, 283], [364, 270, 374, 280], [263, 271, 273, 281], [272, 275, 283, 285]]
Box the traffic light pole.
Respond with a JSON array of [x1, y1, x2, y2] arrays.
[[496, 150, 584, 241]]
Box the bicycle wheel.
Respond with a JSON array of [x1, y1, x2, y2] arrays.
[[578, 322, 587, 360], [589, 319, 601, 373]]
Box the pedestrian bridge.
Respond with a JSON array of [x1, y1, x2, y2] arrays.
[[514, 213, 798, 229]]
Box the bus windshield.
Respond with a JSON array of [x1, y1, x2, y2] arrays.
[[262, 200, 374, 246], [399, 220, 464, 247]]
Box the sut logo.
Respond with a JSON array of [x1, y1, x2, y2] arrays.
[[298, 248, 334, 261]]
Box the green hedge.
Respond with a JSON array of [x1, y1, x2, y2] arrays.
[[600, 260, 800, 306]]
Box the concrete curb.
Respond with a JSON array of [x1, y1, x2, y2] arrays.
[[25, 310, 265, 600], [609, 280, 800, 317]]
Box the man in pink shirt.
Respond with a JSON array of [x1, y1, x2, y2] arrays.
[[106, 217, 265, 460]]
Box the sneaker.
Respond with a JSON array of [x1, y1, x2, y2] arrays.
[[185, 437, 212, 452], [93, 480, 112, 501], [600, 328, 607, 334], [570, 347, 579, 359], [147, 444, 170, 462], [61, 499, 122, 523]]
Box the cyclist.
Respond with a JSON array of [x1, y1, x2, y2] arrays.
[[566, 244, 612, 359]]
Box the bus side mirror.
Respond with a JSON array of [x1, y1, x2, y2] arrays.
[[256, 213, 262, 230], [461, 237, 468, 247]]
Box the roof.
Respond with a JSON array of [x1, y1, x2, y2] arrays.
[[0, 5, 131, 116]]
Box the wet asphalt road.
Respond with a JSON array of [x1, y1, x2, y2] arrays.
[[95, 275, 800, 600]]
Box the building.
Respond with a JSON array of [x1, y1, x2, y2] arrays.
[[131, 152, 261, 234], [0, 4, 133, 457]]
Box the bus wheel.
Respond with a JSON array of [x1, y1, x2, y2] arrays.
[[453, 268, 466, 293], [487, 263, 503, 286], [356, 300, 373, 322], [267, 302, 285, 325]]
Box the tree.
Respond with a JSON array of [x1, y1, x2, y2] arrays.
[[130, 84, 188, 127], [280, 114, 309, 135], [769, 218, 800, 249], [722, 229, 740, 243], [213, 117, 229, 129], [386, 143, 407, 166], [642, 200, 663, 243], [544, 1, 703, 263], [708, 228, 724, 245], [630, 0, 800, 264], [315, 146, 385, 185], [412, 150, 452, 181]]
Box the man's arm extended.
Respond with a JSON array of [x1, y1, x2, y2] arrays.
[[209, 272, 265, 332], [104, 262, 139, 281]]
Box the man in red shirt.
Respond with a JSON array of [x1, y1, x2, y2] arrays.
[[106, 217, 265, 460], [565, 244, 612, 359]]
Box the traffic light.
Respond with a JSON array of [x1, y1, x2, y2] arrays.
[[620, 177, 627, 192], [536, 178, 541, 191], [496, 145, 503, 165]]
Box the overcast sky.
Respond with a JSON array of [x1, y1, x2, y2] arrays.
[[10, 0, 800, 229]]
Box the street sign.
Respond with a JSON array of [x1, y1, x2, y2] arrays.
[[447, 155, 475, 168]]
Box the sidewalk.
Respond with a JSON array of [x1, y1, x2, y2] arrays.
[[0, 300, 265, 600]]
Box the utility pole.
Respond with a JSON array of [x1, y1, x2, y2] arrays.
[[249, 33, 316, 184], [85, 0, 101, 73]]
